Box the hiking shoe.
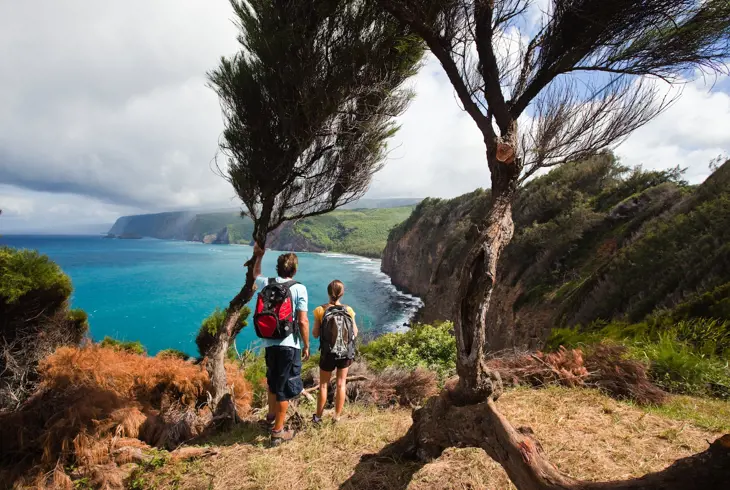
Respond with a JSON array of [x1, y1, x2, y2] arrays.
[[312, 414, 322, 426], [270, 428, 296, 447], [258, 413, 275, 428]]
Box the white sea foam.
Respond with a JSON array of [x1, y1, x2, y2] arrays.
[[322, 253, 424, 333]]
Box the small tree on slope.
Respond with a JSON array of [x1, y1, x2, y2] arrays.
[[371, 1, 730, 489], [205, 0, 423, 411]]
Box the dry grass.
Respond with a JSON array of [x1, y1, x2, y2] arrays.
[[40, 346, 251, 413], [347, 366, 438, 407], [138, 387, 726, 490], [487, 345, 667, 405], [0, 346, 252, 488]]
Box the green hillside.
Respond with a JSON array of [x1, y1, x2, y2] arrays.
[[108, 205, 414, 257], [384, 153, 730, 344], [269, 206, 415, 258]]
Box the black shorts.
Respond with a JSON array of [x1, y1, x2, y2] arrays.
[[265, 346, 303, 401], [319, 353, 353, 373]]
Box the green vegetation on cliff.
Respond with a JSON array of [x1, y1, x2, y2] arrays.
[[383, 154, 730, 398], [108, 202, 415, 257], [186, 212, 254, 244], [272, 205, 415, 258]]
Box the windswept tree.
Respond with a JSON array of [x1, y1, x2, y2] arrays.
[[372, 1, 730, 488], [205, 0, 423, 409]]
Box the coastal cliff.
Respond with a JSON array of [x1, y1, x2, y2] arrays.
[[107, 201, 417, 257], [382, 154, 730, 350]]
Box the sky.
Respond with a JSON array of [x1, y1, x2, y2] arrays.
[[1, 1, 729, 233]]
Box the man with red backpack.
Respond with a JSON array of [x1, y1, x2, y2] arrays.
[[251, 244, 309, 446]]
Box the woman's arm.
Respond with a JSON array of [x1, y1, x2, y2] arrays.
[[312, 308, 321, 339]]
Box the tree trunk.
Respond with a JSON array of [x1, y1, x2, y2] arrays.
[[454, 138, 521, 401], [393, 384, 730, 490], [207, 224, 268, 412]]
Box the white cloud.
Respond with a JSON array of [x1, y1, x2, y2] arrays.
[[0, 193, 34, 218], [615, 78, 730, 182], [0, 1, 729, 232], [0, 0, 239, 213], [0, 184, 141, 233], [368, 56, 490, 199]]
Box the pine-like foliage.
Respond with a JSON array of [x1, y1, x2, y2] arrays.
[[208, 0, 424, 240]]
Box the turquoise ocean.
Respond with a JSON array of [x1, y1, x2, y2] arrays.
[[0, 235, 422, 355]]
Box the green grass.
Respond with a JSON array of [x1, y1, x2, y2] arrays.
[[289, 206, 415, 258], [643, 395, 730, 432]]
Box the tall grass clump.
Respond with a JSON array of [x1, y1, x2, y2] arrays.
[[631, 334, 730, 398], [360, 322, 457, 380], [238, 348, 267, 408]]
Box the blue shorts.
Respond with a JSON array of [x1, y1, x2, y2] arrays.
[[265, 346, 303, 401]]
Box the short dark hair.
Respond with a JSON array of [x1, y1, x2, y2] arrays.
[[276, 253, 298, 278]]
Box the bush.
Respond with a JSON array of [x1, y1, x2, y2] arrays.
[[0, 247, 89, 410], [0, 345, 253, 484], [239, 348, 267, 408], [360, 322, 457, 380], [631, 335, 730, 398], [547, 320, 730, 398], [195, 306, 250, 357], [100, 336, 146, 355], [156, 349, 190, 361], [669, 282, 730, 322]]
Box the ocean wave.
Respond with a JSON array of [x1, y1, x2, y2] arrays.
[[331, 256, 424, 333]]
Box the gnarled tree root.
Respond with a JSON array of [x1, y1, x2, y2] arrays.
[[388, 389, 730, 490]]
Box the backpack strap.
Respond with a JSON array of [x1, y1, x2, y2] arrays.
[[267, 277, 276, 285]]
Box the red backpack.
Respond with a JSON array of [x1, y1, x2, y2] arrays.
[[253, 279, 298, 339]]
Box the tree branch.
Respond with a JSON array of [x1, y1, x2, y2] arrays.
[[380, 2, 494, 140]]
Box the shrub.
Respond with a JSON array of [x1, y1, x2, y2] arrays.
[[0, 247, 72, 305], [0, 345, 253, 484], [631, 334, 730, 398], [239, 348, 267, 408], [156, 349, 190, 361], [360, 322, 457, 380], [195, 306, 250, 357], [486, 344, 666, 405], [100, 336, 146, 355], [0, 247, 89, 410], [669, 282, 730, 322], [548, 322, 730, 399]]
